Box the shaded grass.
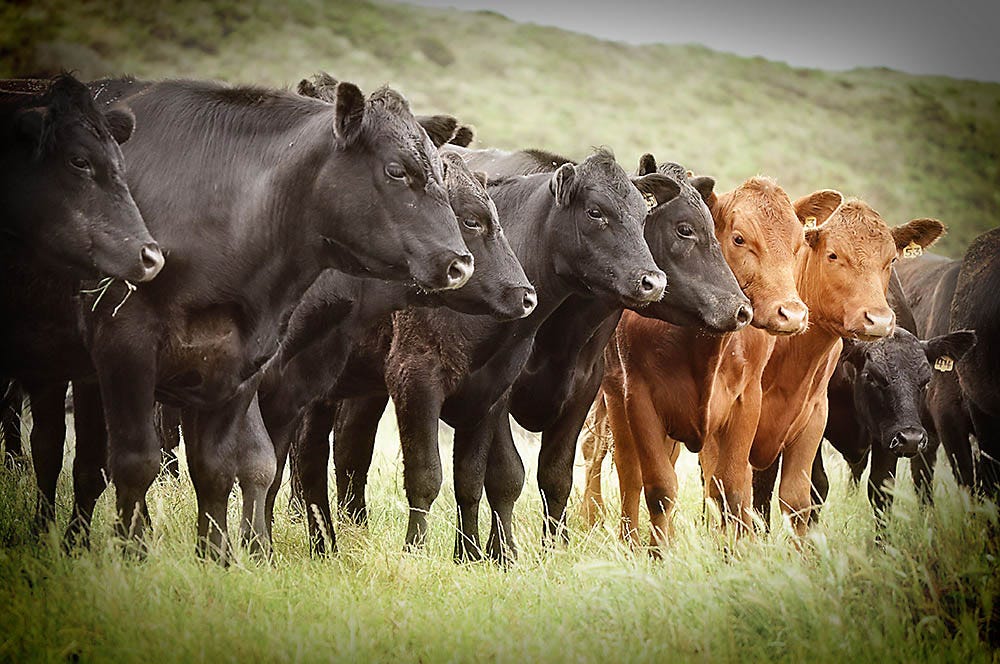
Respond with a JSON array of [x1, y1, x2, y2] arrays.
[[1, 408, 998, 662], [1, 0, 998, 255]]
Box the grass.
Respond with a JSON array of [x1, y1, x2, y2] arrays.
[[1, 407, 999, 662], [1, 0, 998, 255]]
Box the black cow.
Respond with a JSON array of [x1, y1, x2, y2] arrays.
[[77, 76, 472, 561], [1, 74, 163, 281], [754, 327, 975, 531], [896, 252, 981, 493], [949, 229, 1000, 494]]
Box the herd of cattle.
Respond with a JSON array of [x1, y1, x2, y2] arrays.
[[1, 71, 997, 563]]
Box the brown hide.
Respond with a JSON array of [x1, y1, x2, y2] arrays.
[[749, 202, 944, 534], [591, 179, 842, 548]]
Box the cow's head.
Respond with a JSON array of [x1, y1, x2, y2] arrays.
[[711, 178, 838, 335], [630, 154, 751, 332], [801, 201, 944, 340], [547, 150, 666, 307], [4, 74, 163, 282], [311, 82, 472, 292], [434, 152, 535, 320], [841, 328, 975, 457]]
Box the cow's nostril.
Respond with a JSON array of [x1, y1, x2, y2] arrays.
[[636, 271, 666, 301], [736, 304, 753, 326], [522, 290, 537, 315], [445, 254, 474, 289], [138, 243, 165, 281]]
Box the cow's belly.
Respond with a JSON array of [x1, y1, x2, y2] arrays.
[[157, 307, 270, 408]]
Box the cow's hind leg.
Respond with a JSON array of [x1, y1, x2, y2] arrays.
[[580, 395, 610, 527], [236, 392, 277, 559], [1, 380, 25, 468], [334, 395, 389, 527], [606, 390, 643, 549]]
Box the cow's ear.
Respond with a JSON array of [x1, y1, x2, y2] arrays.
[[632, 173, 681, 211], [450, 125, 474, 147], [333, 82, 365, 144], [689, 176, 716, 205], [418, 114, 458, 148], [104, 107, 135, 145], [297, 78, 318, 98], [793, 189, 843, 227], [473, 171, 488, 188], [549, 162, 577, 206], [637, 153, 657, 176], [922, 329, 976, 364], [14, 106, 48, 148], [892, 218, 946, 255]]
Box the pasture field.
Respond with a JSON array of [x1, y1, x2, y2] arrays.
[[1, 409, 999, 663], [2, 0, 999, 255]]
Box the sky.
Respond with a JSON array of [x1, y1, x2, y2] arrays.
[[405, 0, 1000, 82]]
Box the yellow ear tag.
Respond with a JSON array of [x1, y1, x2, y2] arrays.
[[642, 192, 658, 211], [903, 240, 924, 258], [685, 170, 694, 178], [934, 356, 954, 372], [804, 216, 817, 230]]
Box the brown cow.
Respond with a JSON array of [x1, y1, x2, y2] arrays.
[[740, 202, 944, 535], [585, 177, 842, 549]]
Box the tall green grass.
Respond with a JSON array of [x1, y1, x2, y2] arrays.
[[1, 409, 998, 662], [2, 0, 998, 255]]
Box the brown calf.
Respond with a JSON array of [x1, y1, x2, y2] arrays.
[[586, 177, 842, 549], [740, 202, 944, 534]]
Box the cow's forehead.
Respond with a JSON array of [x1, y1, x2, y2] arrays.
[[577, 152, 643, 215], [825, 200, 896, 262]]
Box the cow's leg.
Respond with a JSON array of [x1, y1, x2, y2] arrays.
[[235, 392, 278, 559], [808, 443, 830, 525], [867, 443, 897, 535], [580, 395, 610, 527], [155, 405, 182, 480], [537, 385, 601, 546], [297, 401, 339, 555], [777, 403, 827, 536], [393, 384, 445, 550], [26, 381, 68, 534], [640, 436, 680, 552], [1, 380, 25, 468], [751, 460, 779, 531], [334, 395, 388, 526], [484, 413, 525, 564], [606, 390, 642, 548], [451, 421, 491, 562], [705, 390, 761, 535], [182, 391, 256, 562], [847, 450, 868, 486], [89, 315, 161, 550], [65, 380, 109, 548]]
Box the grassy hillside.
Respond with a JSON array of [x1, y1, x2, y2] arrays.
[[2, 0, 997, 255]]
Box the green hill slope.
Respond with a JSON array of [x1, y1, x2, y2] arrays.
[[3, 0, 998, 255]]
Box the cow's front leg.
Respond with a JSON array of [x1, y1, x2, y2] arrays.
[[236, 391, 277, 559]]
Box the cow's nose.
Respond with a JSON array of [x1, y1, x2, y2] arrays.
[[889, 428, 927, 458], [444, 254, 474, 290], [863, 309, 895, 338], [635, 270, 666, 302], [774, 299, 808, 334], [137, 243, 165, 282]]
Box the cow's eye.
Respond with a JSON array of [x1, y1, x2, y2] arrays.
[[586, 208, 604, 221], [733, 233, 745, 246], [677, 223, 695, 239], [69, 156, 92, 173], [463, 218, 483, 232], [828, 252, 839, 261], [385, 163, 407, 181]]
